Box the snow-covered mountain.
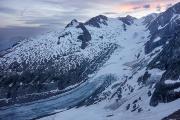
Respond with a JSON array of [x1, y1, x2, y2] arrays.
[[0, 2, 180, 120]]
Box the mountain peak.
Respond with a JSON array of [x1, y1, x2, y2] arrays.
[[95, 15, 108, 19], [65, 19, 79, 28], [142, 13, 159, 26], [118, 15, 136, 25], [84, 15, 108, 28], [170, 2, 180, 13], [125, 15, 136, 20]]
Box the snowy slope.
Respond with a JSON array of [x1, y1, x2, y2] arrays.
[[40, 98, 180, 120]]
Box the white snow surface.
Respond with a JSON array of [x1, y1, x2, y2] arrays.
[[40, 98, 180, 120], [165, 79, 180, 84], [153, 37, 161, 42], [1, 15, 180, 120]]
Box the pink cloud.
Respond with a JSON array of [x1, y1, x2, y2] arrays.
[[113, 0, 179, 14]]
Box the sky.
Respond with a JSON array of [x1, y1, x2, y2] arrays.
[[0, 0, 179, 50]]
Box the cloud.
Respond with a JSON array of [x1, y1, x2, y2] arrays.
[[156, 5, 161, 11], [16, 12, 89, 29], [166, 4, 173, 9], [143, 4, 150, 9], [0, 6, 17, 14], [103, 12, 119, 15], [114, 0, 179, 17], [133, 6, 141, 10], [1, 0, 179, 28]]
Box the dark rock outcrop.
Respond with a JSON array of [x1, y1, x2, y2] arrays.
[[59, 20, 91, 49], [162, 109, 180, 120], [148, 26, 180, 106], [142, 13, 158, 26], [85, 15, 108, 28], [145, 2, 180, 54], [76, 23, 91, 49], [118, 15, 136, 25], [65, 19, 78, 28]]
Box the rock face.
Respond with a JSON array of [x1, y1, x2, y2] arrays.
[[145, 2, 180, 54], [85, 15, 108, 28], [143, 3, 180, 106], [148, 28, 180, 106], [65, 19, 79, 28], [162, 109, 180, 120], [76, 23, 91, 49], [60, 20, 92, 49], [142, 13, 158, 26], [118, 15, 137, 25]]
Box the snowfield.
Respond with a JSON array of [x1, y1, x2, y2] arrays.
[[40, 99, 180, 120]]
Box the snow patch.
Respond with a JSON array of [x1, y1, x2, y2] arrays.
[[153, 37, 161, 42], [165, 79, 180, 84]]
